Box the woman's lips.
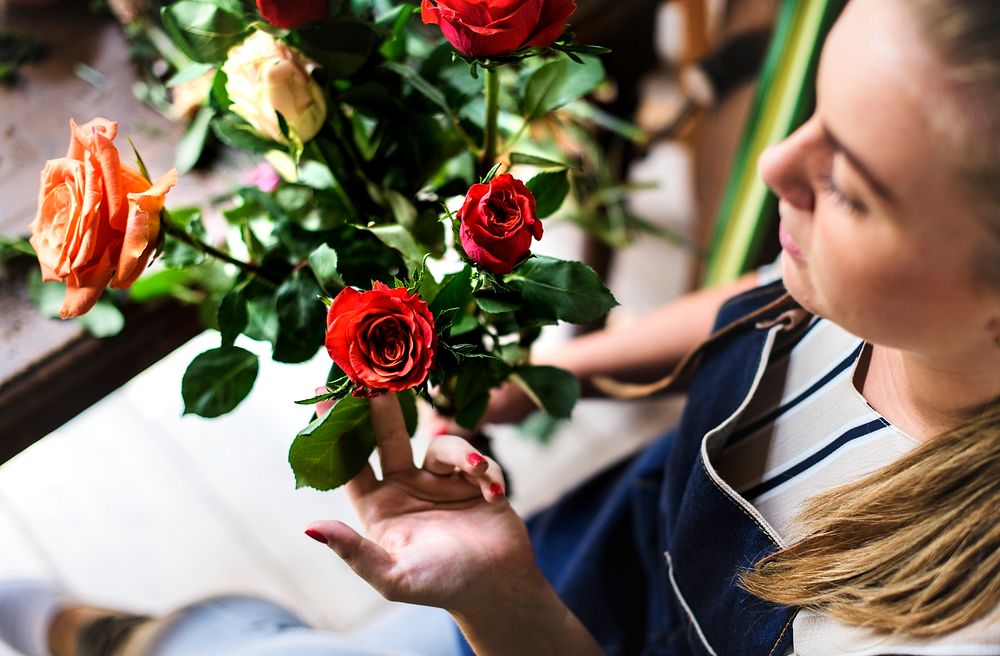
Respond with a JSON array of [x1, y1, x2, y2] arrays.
[[778, 220, 805, 260]]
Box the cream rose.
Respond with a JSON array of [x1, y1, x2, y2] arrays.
[[222, 30, 327, 145]]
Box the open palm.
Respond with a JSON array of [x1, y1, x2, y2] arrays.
[[307, 394, 537, 616]]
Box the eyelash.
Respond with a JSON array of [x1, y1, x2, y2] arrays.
[[819, 172, 867, 215]]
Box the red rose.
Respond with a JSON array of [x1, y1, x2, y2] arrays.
[[256, 0, 327, 29], [458, 173, 543, 274], [325, 282, 437, 395], [421, 0, 576, 58]]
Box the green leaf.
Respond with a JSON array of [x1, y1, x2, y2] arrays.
[[218, 286, 248, 348], [378, 3, 416, 61], [209, 67, 231, 110], [244, 296, 279, 343], [526, 170, 570, 219], [450, 359, 509, 430], [511, 365, 579, 419], [474, 292, 520, 314], [297, 19, 384, 78], [176, 106, 215, 174], [77, 298, 125, 338], [273, 270, 327, 363], [308, 243, 345, 294], [161, 1, 249, 64], [166, 62, 216, 87], [481, 161, 503, 183], [0, 234, 35, 262], [182, 346, 259, 417], [505, 256, 617, 325], [26, 270, 64, 318], [212, 114, 283, 153], [508, 151, 580, 171], [288, 395, 374, 491], [126, 138, 152, 183], [428, 265, 472, 317], [129, 268, 192, 301], [454, 365, 490, 430], [520, 56, 604, 121], [382, 61, 452, 115], [361, 224, 425, 276], [160, 208, 208, 268]]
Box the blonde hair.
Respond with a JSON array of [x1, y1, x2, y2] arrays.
[[910, 0, 1000, 290], [741, 403, 1000, 636], [741, 0, 1000, 636]]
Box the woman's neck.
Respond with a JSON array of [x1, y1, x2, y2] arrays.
[[858, 343, 1000, 441]]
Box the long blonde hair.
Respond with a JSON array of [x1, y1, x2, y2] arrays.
[[741, 0, 1000, 636]]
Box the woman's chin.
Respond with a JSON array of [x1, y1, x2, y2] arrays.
[[780, 254, 820, 315]]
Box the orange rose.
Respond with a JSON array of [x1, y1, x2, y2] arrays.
[[29, 118, 176, 318]]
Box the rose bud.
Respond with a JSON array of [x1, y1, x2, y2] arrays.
[[29, 118, 176, 318], [256, 0, 328, 29], [325, 282, 438, 395], [458, 173, 543, 275], [421, 0, 576, 58], [222, 31, 327, 145]]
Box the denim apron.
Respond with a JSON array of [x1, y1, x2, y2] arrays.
[[458, 281, 805, 656]]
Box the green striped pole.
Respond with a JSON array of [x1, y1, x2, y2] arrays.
[[703, 0, 846, 286]]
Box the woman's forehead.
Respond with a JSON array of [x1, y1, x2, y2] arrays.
[[817, 0, 945, 197]]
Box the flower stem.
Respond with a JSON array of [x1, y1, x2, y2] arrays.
[[480, 66, 501, 177], [162, 220, 274, 282]]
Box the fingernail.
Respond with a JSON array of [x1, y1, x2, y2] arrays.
[[489, 483, 504, 497], [467, 453, 486, 467], [304, 529, 327, 544]]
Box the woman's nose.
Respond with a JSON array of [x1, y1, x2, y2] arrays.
[[758, 118, 818, 212]]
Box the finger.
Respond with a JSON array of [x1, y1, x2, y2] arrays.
[[423, 436, 506, 503], [305, 521, 397, 596], [369, 394, 413, 475], [344, 462, 378, 504], [422, 435, 489, 477]]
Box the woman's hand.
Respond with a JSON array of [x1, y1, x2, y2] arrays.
[[306, 394, 539, 617]]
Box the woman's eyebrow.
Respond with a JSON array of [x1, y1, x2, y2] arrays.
[[822, 124, 897, 204]]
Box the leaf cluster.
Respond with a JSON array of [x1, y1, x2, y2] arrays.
[[79, 0, 642, 490]]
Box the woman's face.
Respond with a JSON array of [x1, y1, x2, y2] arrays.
[[758, 0, 1000, 362]]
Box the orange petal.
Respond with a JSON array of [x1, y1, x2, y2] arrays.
[[63, 156, 104, 273], [59, 246, 116, 318], [92, 132, 126, 231], [66, 117, 118, 161], [112, 169, 176, 288]]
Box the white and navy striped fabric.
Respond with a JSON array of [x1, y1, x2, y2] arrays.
[[716, 316, 917, 540], [713, 315, 1000, 654]]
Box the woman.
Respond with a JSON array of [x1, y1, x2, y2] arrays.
[[310, 0, 1000, 652], [2, 0, 997, 653]]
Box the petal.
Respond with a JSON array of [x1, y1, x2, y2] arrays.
[[58, 245, 117, 318], [112, 169, 175, 288], [420, 0, 440, 25], [525, 0, 576, 48]]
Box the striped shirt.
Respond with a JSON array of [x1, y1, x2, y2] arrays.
[[714, 316, 1000, 654], [716, 316, 916, 540]]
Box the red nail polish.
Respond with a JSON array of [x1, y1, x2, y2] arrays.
[[305, 529, 327, 544], [467, 453, 486, 467], [489, 483, 504, 497]]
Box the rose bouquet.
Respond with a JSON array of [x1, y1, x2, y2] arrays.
[[11, 0, 627, 490]]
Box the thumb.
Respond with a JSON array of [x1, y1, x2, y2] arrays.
[[305, 521, 397, 594]]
